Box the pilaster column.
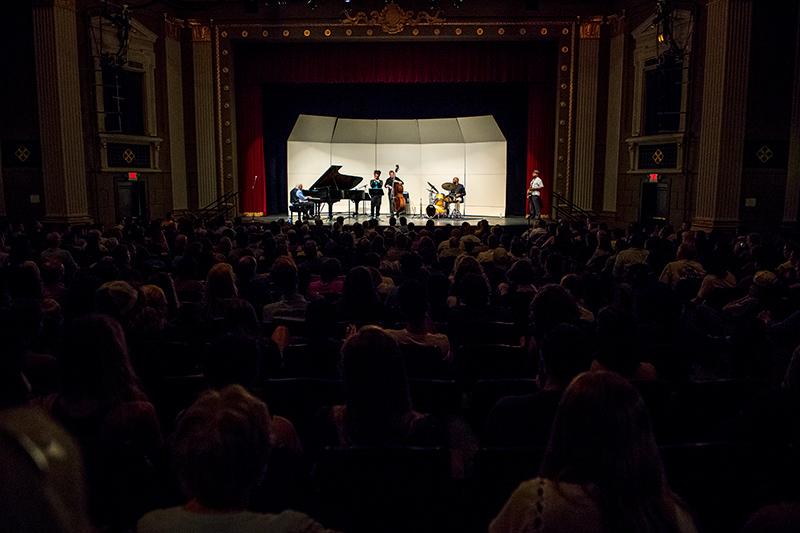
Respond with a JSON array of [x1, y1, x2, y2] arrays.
[[693, 0, 752, 231], [165, 17, 188, 211], [572, 18, 602, 211], [190, 22, 218, 208], [603, 16, 625, 213], [0, 153, 5, 217], [32, 0, 91, 224], [783, 6, 800, 225]]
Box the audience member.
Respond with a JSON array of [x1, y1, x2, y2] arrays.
[[315, 326, 443, 447], [490, 372, 697, 533], [137, 385, 331, 533]]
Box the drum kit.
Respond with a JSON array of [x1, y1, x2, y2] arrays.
[[424, 182, 458, 219]]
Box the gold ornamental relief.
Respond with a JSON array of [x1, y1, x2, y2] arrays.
[[189, 22, 211, 42], [342, 1, 444, 35], [579, 18, 602, 40]]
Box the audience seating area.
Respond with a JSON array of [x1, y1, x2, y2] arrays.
[[2, 214, 800, 532]]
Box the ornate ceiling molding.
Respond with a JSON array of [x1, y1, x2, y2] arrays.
[[341, 1, 444, 35]]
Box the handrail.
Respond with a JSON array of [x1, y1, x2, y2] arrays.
[[551, 191, 594, 222], [197, 190, 237, 214], [195, 190, 240, 223]]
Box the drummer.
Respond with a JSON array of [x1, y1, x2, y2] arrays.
[[446, 177, 466, 216]]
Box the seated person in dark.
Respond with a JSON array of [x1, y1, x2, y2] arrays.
[[315, 326, 443, 448], [484, 323, 591, 447], [138, 385, 330, 533]]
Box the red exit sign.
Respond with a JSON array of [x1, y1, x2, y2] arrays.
[[127, 172, 138, 181], [648, 173, 659, 183]]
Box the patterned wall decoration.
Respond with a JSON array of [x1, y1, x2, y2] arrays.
[[2, 140, 41, 168], [743, 140, 789, 169], [208, 10, 578, 203], [106, 142, 152, 168], [638, 142, 679, 170]]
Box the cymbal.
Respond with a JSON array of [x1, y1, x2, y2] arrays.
[[442, 182, 456, 191]]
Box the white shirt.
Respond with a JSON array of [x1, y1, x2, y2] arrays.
[[530, 177, 544, 196]]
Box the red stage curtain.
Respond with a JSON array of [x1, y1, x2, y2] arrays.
[[526, 85, 555, 216], [237, 84, 267, 214], [236, 41, 556, 216]]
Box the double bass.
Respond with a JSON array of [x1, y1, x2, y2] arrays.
[[392, 164, 406, 214]]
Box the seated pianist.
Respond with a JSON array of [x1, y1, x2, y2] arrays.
[[290, 183, 313, 219]]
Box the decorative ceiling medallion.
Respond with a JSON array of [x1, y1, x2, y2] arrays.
[[341, 1, 444, 35], [303, 29, 311, 37], [540, 27, 548, 35], [262, 30, 269, 37], [497, 28, 505, 35], [345, 29, 353, 36], [241, 30, 248, 38], [757, 145, 774, 163], [476, 28, 484, 36], [652, 148, 665, 165], [324, 29, 332, 37]]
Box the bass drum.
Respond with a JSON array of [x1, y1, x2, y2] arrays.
[[425, 204, 437, 218]]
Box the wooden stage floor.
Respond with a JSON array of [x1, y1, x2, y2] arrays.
[[246, 212, 531, 228]]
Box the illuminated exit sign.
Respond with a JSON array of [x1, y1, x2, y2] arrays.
[[127, 172, 139, 181], [648, 173, 659, 183]]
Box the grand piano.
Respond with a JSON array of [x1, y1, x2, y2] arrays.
[[302, 165, 369, 219]]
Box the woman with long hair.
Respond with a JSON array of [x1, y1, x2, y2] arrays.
[[41, 315, 162, 529], [204, 262, 238, 319], [491, 371, 696, 533]]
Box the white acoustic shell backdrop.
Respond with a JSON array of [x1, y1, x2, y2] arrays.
[[287, 114, 507, 217]]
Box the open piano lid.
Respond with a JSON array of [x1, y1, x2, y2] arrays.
[[309, 165, 363, 190]]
